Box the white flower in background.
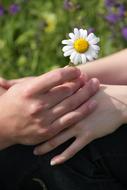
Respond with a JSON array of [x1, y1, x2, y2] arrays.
[[62, 28, 100, 65]]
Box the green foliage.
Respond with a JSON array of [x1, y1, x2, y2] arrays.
[[0, 0, 126, 78]]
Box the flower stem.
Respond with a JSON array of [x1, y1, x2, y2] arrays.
[[68, 62, 75, 67]]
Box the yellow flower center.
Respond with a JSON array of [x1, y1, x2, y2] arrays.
[[74, 38, 89, 53]]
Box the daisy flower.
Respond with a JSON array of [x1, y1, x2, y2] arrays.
[[62, 28, 100, 65]]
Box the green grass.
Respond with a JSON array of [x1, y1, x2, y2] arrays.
[[0, 0, 126, 78]]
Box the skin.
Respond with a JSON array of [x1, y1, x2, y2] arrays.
[[33, 49, 127, 165], [78, 48, 127, 84], [0, 67, 99, 150], [34, 84, 127, 165], [1, 49, 127, 166]]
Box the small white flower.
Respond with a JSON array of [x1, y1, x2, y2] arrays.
[[62, 28, 100, 65]]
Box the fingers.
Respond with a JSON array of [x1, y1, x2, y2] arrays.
[[34, 129, 91, 165], [50, 138, 89, 165], [34, 127, 74, 156], [40, 76, 85, 109], [0, 77, 10, 89], [8, 77, 35, 86], [50, 98, 97, 134], [29, 67, 81, 94], [48, 78, 99, 123], [0, 77, 35, 89]]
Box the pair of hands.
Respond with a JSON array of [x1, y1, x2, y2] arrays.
[[0, 67, 99, 148], [0, 67, 127, 165]]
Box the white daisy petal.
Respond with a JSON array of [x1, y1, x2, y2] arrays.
[[62, 40, 73, 45], [86, 54, 94, 61], [81, 54, 86, 64], [74, 28, 80, 39], [79, 29, 84, 38], [91, 44, 100, 51], [69, 33, 76, 40], [89, 37, 100, 45], [93, 53, 98, 59], [62, 45, 73, 52], [90, 49, 98, 59], [87, 33, 95, 41], [64, 49, 74, 57], [70, 51, 76, 63], [73, 53, 80, 65], [85, 48, 94, 61], [83, 30, 88, 38]]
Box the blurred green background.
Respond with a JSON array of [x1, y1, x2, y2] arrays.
[[0, 0, 127, 78]]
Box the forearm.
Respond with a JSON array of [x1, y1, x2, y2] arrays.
[[78, 49, 127, 85]]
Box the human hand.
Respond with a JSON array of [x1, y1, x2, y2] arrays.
[[34, 84, 127, 165], [0, 77, 35, 96], [0, 67, 99, 150], [0, 76, 34, 90]]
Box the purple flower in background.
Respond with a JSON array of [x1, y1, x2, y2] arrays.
[[9, 4, 20, 15], [105, 13, 119, 24], [105, 0, 116, 7], [63, 0, 80, 11], [88, 28, 95, 34], [119, 4, 125, 17], [0, 6, 4, 16], [63, 0, 73, 10], [121, 27, 127, 40]]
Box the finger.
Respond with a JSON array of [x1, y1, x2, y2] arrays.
[[29, 67, 81, 94], [50, 137, 91, 165], [47, 98, 97, 139], [0, 77, 35, 89], [8, 77, 35, 86], [33, 127, 74, 156], [0, 77, 10, 89], [40, 76, 85, 109], [48, 78, 99, 123]]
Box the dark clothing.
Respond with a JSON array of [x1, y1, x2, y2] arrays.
[[0, 124, 127, 190]]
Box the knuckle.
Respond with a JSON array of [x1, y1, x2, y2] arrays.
[[35, 118, 43, 126], [37, 127, 48, 137], [65, 116, 75, 127], [29, 102, 43, 116], [40, 129, 53, 140], [22, 86, 34, 98]]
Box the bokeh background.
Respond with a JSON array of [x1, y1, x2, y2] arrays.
[[0, 0, 127, 78]]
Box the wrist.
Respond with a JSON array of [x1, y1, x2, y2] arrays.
[[0, 96, 15, 150], [113, 85, 127, 124]]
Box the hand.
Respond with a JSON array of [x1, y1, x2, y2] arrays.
[[34, 84, 127, 165], [0, 76, 34, 90], [0, 67, 99, 150], [0, 77, 35, 96]]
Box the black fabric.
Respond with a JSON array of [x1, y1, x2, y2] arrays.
[[0, 125, 127, 190]]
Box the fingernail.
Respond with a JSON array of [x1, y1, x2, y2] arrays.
[[50, 156, 65, 166], [33, 149, 39, 155], [50, 160, 57, 166], [88, 100, 97, 110]]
